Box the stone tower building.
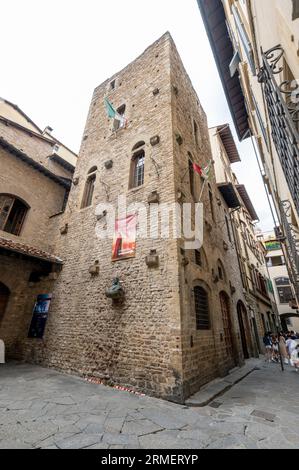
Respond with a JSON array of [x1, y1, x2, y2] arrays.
[[1, 33, 249, 402]]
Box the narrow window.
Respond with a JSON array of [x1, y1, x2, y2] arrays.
[[110, 80, 116, 90], [0, 194, 28, 236], [225, 215, 232, 242], [194, 286, 210, 330], [130, 149, 145, 189], [209, 189, 215, 221], [195, 249, 202, 266], [188, 157, 195, 198], [81, 167, 97, 209], [194, 120, 199, 147]]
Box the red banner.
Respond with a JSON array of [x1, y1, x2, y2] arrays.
[[112, 214, 137, 261]]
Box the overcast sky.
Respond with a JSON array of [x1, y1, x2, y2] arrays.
[[1, 0, 275, 232]]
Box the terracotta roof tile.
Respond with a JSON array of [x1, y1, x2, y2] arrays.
[[0, 236, 63, 264]]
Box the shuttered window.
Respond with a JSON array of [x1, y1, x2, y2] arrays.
[[0, 195, 28, 236], [194, 286, 210, 330]]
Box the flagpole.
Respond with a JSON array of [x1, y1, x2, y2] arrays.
[[199, 178, 208, 202]]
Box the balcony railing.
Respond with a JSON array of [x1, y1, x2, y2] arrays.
[[280, 200, 299, 299], [258, 45, 299, 215]]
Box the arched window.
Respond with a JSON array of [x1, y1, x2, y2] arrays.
[[0, 194, 29, 236], [132, 141, 145, 151], [193, 120, 199, 147], [194, 286, 210, 330], [81, 167, 97, 208], [130, 145, 145, 189], [217, 259, 226, 282], [0, 282, 10, 324]]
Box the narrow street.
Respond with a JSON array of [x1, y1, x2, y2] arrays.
[[1, 360, 299, 449]]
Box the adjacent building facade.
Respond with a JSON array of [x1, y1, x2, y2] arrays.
[[0, 33, 266, 402], [0, 98, 76, 359], [210, 124, 278, 356], [198, 0, 299, 325], [262, 231, 299, 332]]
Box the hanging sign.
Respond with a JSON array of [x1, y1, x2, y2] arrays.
[[112, 214, 137, 261], [28, 294, 52, 339]]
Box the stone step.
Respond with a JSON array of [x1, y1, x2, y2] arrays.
[[185, 358, 261, 407]]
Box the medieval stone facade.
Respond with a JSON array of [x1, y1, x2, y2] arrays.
[[0, 33, 273, 402]]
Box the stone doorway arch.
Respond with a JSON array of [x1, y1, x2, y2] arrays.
[[237, 301, 250, 359], [220, 291, 234, 367]]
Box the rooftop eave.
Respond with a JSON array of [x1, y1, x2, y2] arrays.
[[236, 184, 259, 221], [197, 0, 250, 141]]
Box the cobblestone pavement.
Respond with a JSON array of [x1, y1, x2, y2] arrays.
[[1, 360, 299, 449]]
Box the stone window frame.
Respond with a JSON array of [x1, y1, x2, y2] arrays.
[[129, 143, 146, 190], [193, 119, 201, 148], [194, 247, 209, 271], [217, 259, 227, 283], [81, 167, 97, 209], [0, 193, 29, 236]]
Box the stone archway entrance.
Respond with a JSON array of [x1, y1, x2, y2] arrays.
[[0, 282, 10, 323], [237, 301, 250, 359], [220, 292, 235, 368]]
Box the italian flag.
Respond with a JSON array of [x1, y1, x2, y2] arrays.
[[193, 161, 212, 180], [104, 98, 127, 130]]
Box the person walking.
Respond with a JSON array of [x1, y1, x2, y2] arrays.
[[263, 332, 273, 363], [287, 335, 298, 365], [271, 335, 279, 363], [279, 333, 289, 365], [290, 344, 299, 372]]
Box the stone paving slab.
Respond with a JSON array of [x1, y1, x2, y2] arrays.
[[0, 360, 299, 449]]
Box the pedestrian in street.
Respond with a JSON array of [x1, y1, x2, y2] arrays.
[[286, 335, 298, 363], [279, 333, 289, 364], [263, 332, 273, 363], [290, 345, 299, 372], [271, 335, 279, 363]]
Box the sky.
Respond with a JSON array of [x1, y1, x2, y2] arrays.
[[0, 0, 275, 231]]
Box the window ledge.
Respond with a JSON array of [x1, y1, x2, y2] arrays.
[[128, 185, 144, 195]]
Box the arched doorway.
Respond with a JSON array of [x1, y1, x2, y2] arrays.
[[220, 292, 234, 367], [0, 282, 10, 323], [237, 301, 249, 359]]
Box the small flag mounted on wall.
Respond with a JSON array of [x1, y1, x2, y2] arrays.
[[193, 161, 212, 180], [104, 98, 127, 131]]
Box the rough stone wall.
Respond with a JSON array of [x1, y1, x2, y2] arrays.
[[169, 39, 244, 397], [1, 33, 249, 402], [0, 147, 67, 252], [8, 33, 184, 402]]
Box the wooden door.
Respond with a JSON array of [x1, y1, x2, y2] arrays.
[[220, 292, 234, 362]]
